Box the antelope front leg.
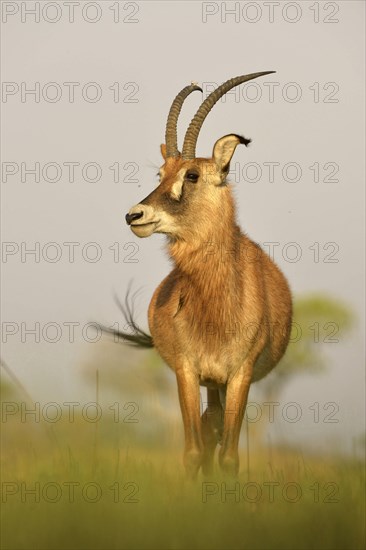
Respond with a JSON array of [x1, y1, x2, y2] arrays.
[[176, 367, 203, 479], [219, 367, 252, 477]]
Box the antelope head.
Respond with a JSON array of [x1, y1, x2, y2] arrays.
[[125, 72, 274, 242]]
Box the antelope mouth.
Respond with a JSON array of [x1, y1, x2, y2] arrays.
[[130, 221, 158, 238], [130, 221, 158, 228]]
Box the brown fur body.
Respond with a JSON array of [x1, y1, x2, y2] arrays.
[[149, 231, 292, 387]]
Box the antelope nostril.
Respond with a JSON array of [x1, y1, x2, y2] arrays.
[[125, 211, 144, 225]]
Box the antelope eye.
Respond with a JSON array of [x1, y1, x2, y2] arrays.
[[185, 171, 199, 183]]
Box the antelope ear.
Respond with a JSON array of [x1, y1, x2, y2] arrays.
[[212, 134, 251, 173], [160, 144, 167, 160]]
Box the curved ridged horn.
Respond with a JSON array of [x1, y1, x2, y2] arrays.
[[181, 71, 275, 160], [165, 82, 203, 158]]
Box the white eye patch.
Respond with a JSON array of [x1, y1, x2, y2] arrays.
[[171, 179, 184, 200], [170, 169, 186, 201]]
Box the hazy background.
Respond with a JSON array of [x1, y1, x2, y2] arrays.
[[1, 1, 365, 455]]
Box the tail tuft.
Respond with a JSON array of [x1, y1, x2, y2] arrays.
[[101, 284, 154, 349]]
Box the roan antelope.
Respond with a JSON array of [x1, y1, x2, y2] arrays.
[[116, 72, 292, 478]]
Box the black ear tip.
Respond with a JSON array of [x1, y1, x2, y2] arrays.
[[238, 135, 252, 147]]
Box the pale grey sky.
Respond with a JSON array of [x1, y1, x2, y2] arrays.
[[1, 1, 365, 453]]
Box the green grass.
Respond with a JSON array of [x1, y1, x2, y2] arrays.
[[1, 411, 365, 550]]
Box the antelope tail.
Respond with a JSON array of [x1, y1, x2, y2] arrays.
[[101, 285, 154, 349]]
